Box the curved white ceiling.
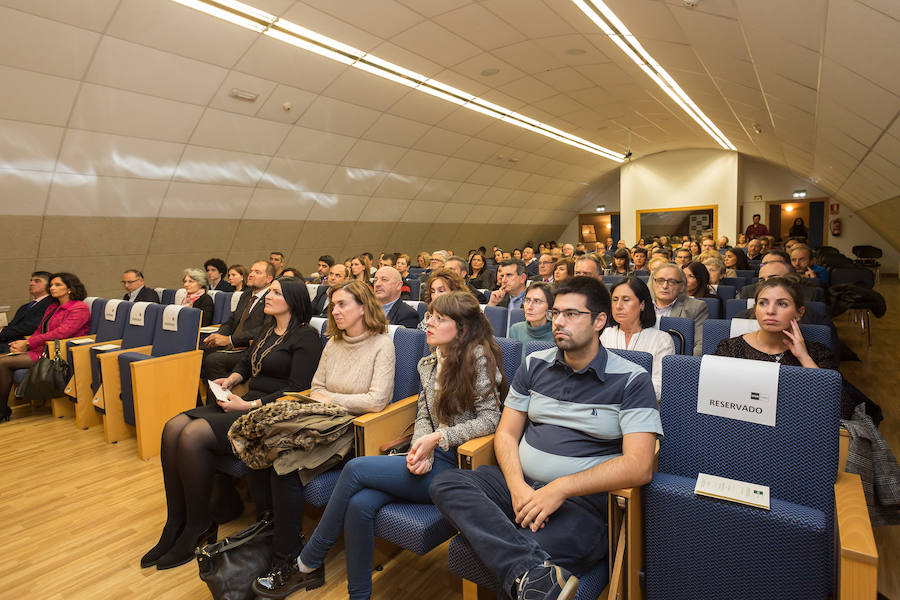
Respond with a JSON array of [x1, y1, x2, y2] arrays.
[[1, 0, 898, 225]]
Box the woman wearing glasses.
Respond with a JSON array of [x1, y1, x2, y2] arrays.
[[648, 263, 709, 355], [507, 282, 555, 362], [253, 291, 505, 599]]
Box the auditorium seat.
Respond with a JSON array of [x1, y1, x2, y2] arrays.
[[506, 308, 525, 330], [493, 337, 523, 381], [720, 276, 746, 290], [403, 300, 427, 321], [735, 269, 756, 281], [116, 305, 202, 459], [160, 289, 177, 304], [643, 355, 874, 599], [407, 278, 420, 302], [658, 316, 695, 356], [701, 319, 834, 356], [62, 299, 131, 430], [724, 298, 753, 320], [696, 297, 721, 319], [481, 305, 507, 337], [716, 284, 736, 300], [91, 303, 162, 444], [208, 290, 232, 324]]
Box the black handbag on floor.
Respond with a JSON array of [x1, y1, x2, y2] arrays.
[[196, 513, 274, 600], [19, 310, 72, 405]]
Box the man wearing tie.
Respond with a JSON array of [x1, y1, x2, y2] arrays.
[[121, 269, 160, 303], [200, 260, 275, 395], [487, 259, 529, 310], [0, 272, 54, 353]]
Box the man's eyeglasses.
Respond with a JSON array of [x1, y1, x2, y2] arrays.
[[548, 308, 596, 321], [121, 279, 140, 285], [653, 277, 682, 287]]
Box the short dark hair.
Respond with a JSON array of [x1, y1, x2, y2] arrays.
[[270, 251, 285, 259], [280, 267, 303, 278], [632, 248, 647, 258], [318, 255, 335, 267], [362, 252, 374, 261], [499, 258, 525, 275], [204, 258, 227, 274], [31, 271, 52, 284], [123, 269, 144, 279], [675, 248, 692, 257], [753, 213, 761, 219], [553, 276, 611, 330], [50, 272, 87, 302], [609, 276, 656, 329], [613, 248, 631, 260], [527, 281, 555, 307], [762, 250, 791, 264]]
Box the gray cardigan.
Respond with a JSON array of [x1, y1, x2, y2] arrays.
[[412, 345, 502, 453]]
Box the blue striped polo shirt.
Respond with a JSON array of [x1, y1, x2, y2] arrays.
[[505, 346, 662, 484]]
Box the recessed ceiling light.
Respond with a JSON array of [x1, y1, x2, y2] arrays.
[[564, 48, 587, 55], [171, 0, 625, 161], [229, 88, 259, 101], [480, 68, 500, 77], [572, 0, 735, 151]]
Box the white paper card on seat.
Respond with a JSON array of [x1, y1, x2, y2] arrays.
[[697, 355, 778, 427], [746, 298, 755, 309], [729, 318, 760, 337], [694, 472, 770, 510], [93, 343, 121, 351], [68, 337, 95, 345], [199, 326, 219, 333], [230, 292, 243, 312], [309, 317, 326, 333], [154, 287, 165, 299], [162, 305, 183, 332], [306, 284, 317, 300], [174, 288, 188, 305], [387, 324, 400, 340], [104, 299, 123, 321], [208, 290, 219, 299], [84, 297, 97, 311], [130, 302, 150, 326]]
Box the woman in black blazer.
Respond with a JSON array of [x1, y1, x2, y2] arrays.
[[181, 268, 215, 326]]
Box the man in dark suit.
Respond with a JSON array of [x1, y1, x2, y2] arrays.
[[121, 269, 160, 303], [0, 271, 54, 353], [738, 258, 824, 303], [528, 253, 555, 283], [522, 246, 539, 278], [201, 260, 275, 389], [311, 264, 348, 317], [373, 267, 419, 328]]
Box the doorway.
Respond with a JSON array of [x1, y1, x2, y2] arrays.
[[579, 212, 619, 250], [766, 198, 827, 246]]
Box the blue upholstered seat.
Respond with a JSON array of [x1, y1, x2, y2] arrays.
[[507, 308, 525, 329], [715, 284, 736, 300], [701, 319, 833, 356], [90, 303, 162, 395], [482, 305, 507, 337], [209, 291, 232, 324], [696, 296, 720, 319], [644, 355, 840, 599], [160, 289, 177, 305], [493, 337, 523, 382], [524, 341, 653, 374], [658, 316, 694, 356]]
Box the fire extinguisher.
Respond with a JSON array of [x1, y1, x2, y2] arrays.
[[830, 218, 842, 237]]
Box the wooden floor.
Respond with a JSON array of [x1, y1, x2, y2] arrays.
[[1, 278, 897, 600]]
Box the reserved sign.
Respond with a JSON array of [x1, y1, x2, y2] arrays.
[[697, 355, 778, 427]]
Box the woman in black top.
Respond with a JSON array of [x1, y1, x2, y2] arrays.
[[467, 252, 493, 290], [788, 217, 808, 239], [714, 276, 837, 370], [141, 277, 322, 570]]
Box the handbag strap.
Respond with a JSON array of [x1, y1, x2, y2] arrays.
[[197, 517, 272, 557]]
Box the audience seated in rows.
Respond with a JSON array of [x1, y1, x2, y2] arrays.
[[684, 261, 720, 306], [529, 253, 556, 284], [724, 247, 752, 277], [601, 276, 675, 400], [254, 291, 504, 599], [140, 277, 323, 570], [444, 256, 486, 303], [202, 260, 275, 390], [121, 269, 160, 303], [467, 252, 493, 291], [181, 268, 215, 327], [372, 267, 419, 328], [522, 246, 539, 277], [701, 254, 725, 289], [649, 263, 709, 355], [246, 280, 396, 595], [553, 258, 575, 283], [0, 271, 54, 353], [418, 269, 471, 330], [0, 272, 90, 421], [204, 258, 234, 292], [430, 277, 661, 600], [791, 245, 829, 284], [574, 255, 603, 281], [507, 282, 555, 361]]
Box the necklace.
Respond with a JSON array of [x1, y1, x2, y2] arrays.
[[753, 330, 787, 363], [249, 326, 287, 376]]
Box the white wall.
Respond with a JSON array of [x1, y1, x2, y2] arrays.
[[620, 149, 738, 245], [828, 209, 900, 274]]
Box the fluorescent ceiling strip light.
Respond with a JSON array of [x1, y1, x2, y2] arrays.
[[169, 0, 625, 162], [573, 0, 736, 151]]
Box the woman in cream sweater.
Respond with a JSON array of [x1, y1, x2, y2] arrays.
[[254, 291, 505, 600]]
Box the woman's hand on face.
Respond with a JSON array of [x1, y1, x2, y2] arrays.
[[782, 319, 810, 360]]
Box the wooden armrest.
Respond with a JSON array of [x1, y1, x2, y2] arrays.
[[353, 395, 418, 457], [457, 434, 495, 470], [835, 471, 878, 599], [276, 389, 311, 402], [607, 484, 646, 600], [839, 427, 850, 473]]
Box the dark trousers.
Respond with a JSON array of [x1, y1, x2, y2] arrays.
[[429, 465, 608, 596]]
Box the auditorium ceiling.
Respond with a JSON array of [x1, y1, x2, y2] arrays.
[[1, 0, 898, 232]]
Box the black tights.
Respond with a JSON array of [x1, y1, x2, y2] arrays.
[[247, 467, 304, 562], [0, 354, 34, 412]]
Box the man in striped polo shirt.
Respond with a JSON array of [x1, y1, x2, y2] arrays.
[[430, 277, 662, 600]]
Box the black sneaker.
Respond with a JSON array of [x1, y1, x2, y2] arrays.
[[516, 560, 579, 600], [252, 559, 325, 599]]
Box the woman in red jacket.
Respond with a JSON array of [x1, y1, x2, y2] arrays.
[[0, 272, 90, 421]]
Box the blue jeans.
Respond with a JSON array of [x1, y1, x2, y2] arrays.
[[429, 465, 607, 596], [299, 449, 458, 600]]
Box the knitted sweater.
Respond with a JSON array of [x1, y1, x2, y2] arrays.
[[310, 330, 395, 415], [507, 320, 554, 362]]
